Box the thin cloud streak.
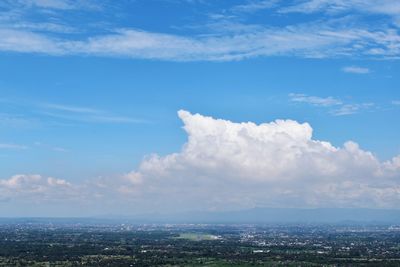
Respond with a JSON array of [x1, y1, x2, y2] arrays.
[[280, 0, 400, 16], [0, 143, 28, 150], [39, 102, 147, 123], [0, 99, 148, 126], [8, 0, 101, 11], [289, 93, 375, 116], [342, 66, 371, 74], [42, 103, 100, 114], [37, 109, 147, 124], [331, 103, 375, 116], [231, 0, 280, 13], [289, 93, 342, 107]]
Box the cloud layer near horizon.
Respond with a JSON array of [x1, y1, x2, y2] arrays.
[[1, 110, 399, 214]]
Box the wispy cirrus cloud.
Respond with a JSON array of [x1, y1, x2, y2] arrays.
[[0, 98, 147, 126], [280, 0, 400, 16], [289, 93, 375, 116], [22, 0, 75, 10], [331, 103, 375, 116], [0, 113, 37, 128], [38, 111, 145, 124], [289, 93, 342, 107], [342, 66, 370, 74], [0, 143, 28, 150], [10, 0, 100, 10], [231, 0, 280, 13], [38, 103, 146, 124], [7, 22, 78, 34], [41, 103, 100, 114], [0, 26, 399, 61], [52, 147, 69, 152], [0, 0, 399, 61]]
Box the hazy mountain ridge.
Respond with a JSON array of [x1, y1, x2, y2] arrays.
[[2, 208, 399, 224], [135, 208, 400, 224]]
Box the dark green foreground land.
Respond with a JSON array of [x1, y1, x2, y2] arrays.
[[0, 220, 400, 266]]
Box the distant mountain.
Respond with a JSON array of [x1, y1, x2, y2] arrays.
[[1, 208, 399, 225], [127, 208, 400, 224]]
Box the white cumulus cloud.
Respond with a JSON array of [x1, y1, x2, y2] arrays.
[[1, 111, 399, 213], [0, 174, 72, 200], [122, 110, 400, 211]]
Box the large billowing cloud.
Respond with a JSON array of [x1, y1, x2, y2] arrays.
[[122, 110, 400, 211], [1, 110, 399, 214]]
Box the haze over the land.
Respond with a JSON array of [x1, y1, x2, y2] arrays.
[[0, 0, 399, 217]]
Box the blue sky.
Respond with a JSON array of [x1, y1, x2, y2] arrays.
[[0, 0, 399, 216]]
